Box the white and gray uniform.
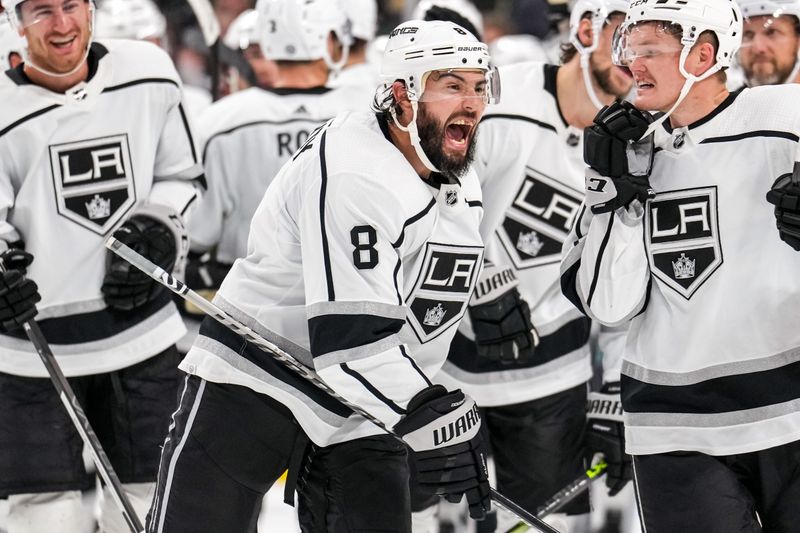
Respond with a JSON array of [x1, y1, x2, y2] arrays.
[[189, 85, 373, 263], [0, 39, 203, 378], [437, 62, 594, 406], [561, 86, 800, 456], [181, 111, 485, 446]]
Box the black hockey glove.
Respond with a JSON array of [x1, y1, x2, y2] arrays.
[[102, 215, 177, 311], [469, 264, 539, 365], [585, 382, 631, 496], [395, 385, 491, 520], [0, 249, 40, 332], [182, 252, 232, 316], [766, 170, 800, 251], [584, 100, 656, 214]]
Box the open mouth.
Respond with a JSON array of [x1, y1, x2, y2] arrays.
[[444, 119, 474, 150], [636, 79, 655, 92], [50, 35, 77, 51], [616, 65, 634, 79]]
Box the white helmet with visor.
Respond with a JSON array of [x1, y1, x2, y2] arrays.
[[378, 19, 499, 173]]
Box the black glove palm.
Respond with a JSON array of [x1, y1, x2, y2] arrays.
[[584, 100, 656, 213], [102, 215, 176, 311], [0, 250, 40, 332], [585, 382, 631, 496], [395, 385, 491, 520], [766, 171, 800, 250]]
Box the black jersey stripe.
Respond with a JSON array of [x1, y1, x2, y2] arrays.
[[2, 292, 171, 344], [400, 344, 433, 386], [317, 131, 335, 301], [586, 213, 615, 307], [446, 316, 590, 373], [0, 104, 61, 138], [392, 255, 403, 305], [308, 314, 404, 358], [391, 198, 437, 248], [199, 318, 353, 417], [699, 130, 800, 145], [466, 200, 483, 208], [177, 102, 199, 164], [102, 77, 180, 93], [621, 358, 800, 415], [340, 363, 406, 415], [560, 255, 587, 316], [480, 114, 557, 134]]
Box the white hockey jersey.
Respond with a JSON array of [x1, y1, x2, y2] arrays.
[[561, 86, 800, 456], [0, 40, 203, 377], [326, 62, 380, 94], [189, 84, 374, 263], [181, 111, 485, 446], [436, 63, 593, 406]]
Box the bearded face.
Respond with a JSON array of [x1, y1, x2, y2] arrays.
[[416, 100, 479, 180]]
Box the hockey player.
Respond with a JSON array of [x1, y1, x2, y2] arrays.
[[328, 0, 379, 90], [426, 1, 632, 531], [0, 0, 203, 531], [146, 18, 499, 533], [220, 8, 278, 92], [184, 0, 372, 309], [560, 0, 800, 530], [738, 0, 800, 86]]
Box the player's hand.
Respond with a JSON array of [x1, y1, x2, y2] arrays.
[[395, 385, 491, 520], [584, 100, 656, 213], [0, 249, 40, 332], [766, 171, 800, 250], [102, 215, 177, 311], [469, 264, 539, 364], [585, 382, 631, 496], [182, 252, 232, 316]]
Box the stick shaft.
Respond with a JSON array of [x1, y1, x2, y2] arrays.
[[106, 237, 559, 533]]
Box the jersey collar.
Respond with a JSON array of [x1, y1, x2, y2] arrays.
[[6, 42, 108, 87]]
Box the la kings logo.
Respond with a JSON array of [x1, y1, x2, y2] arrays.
[[497, 167, 582, 269], [407, 243, 482, 343], [645, 186, 722, 299], [49, 134, 135, 234]]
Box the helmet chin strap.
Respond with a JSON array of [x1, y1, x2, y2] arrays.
[[390, 100, 442, 174], [580, 52, 605, 110]]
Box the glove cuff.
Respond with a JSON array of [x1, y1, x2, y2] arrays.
[[470, 263, 518, 306], [587, 383, 624, 423]]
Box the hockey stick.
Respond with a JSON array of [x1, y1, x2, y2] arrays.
[[503, 462, 608, 533], [0, 261, 144, 533], [105, 237, 560, 533]]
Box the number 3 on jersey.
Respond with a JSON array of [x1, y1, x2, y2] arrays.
[[351, 225, 378, 269]]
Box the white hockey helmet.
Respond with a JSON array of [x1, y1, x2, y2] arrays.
[[412, 0, 485, 40], [223, 8, 259, 50], [0, 17, 24, 70], [568, 0, 629, 108], [343, 0, 377, 42], [255, 0, 351, 71], [378, 19, 497, 173], [94, 0, 166, 41], [738, 0, 800, 21], [614, 0, 743, 136]]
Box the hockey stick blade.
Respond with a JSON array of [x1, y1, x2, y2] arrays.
[[0, 261, 144, 533], [185, 0, 220, 47], [105, 237, 560, 533], [503, 462, 608, 533]]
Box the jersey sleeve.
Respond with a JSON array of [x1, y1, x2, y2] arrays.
[[0, 163, 21, 250], [299, 133, 433, 428], [560, 186, 651, 326]]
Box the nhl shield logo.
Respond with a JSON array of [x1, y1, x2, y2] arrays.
[[645, 186, 722, 299], [497, 167, 582, 269], [406, 242, 483, 343], [49, 134, 136, 235]]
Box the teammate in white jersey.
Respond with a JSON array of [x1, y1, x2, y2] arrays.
[[560, 0, 800, 529], [327, 0, 379, 91], [0, 0, 203, 531], [737, 0, 800, 86], [425, 2, 632, 531], [184, 0, 371, 310], [146, 18, 500, 533]]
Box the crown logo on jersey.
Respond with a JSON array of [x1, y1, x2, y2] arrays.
[[85, 194, 111, 220], [423, 303, 447, 327], [672, 253, 696, 279], [516, 231, 544, 257]]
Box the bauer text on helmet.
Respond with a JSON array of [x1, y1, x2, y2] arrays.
[[737, 0, 800, 86]]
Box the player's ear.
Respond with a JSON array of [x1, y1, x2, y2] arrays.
[[578, 17, 594, 49], [391, 80, 413, 119]]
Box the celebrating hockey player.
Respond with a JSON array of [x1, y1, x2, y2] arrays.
[[0, 0, 204, 531], [737, 0, 800, 86], [560, 0, 800, 530], [145, 17, 499, 533], [420, 1, 631, 531], [184, 0, 373, 313]]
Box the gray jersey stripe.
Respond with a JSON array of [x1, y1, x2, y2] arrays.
[[306, 300, 406, 320], [626, 397, 800, 428]]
